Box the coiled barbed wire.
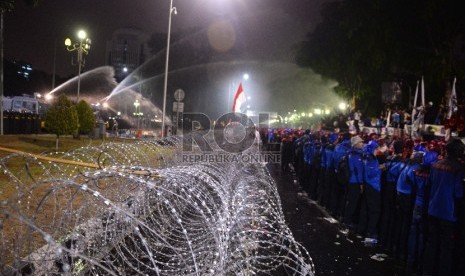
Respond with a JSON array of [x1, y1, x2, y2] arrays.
[[0, 132, 314, 275]]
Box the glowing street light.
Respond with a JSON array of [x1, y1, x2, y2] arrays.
[[338, 102, 347, 111], [161, 0, 177, 137], [134, 99, 140, 112], [45, 93, 53, 101], [65, 30, 91, 103], [134, 99, 143, 131]]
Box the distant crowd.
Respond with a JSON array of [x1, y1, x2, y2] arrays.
[[259, 127, 465, 276]]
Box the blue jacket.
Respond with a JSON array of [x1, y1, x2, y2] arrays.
[[332, 139, 351, 171], [364, 154, 381, 191], [428, 159, 465, 222], [303, 140, 313, 165], [304, 139, 321, 165], [385, 156, 406, 183], [319, 143, 327, 168], [413, 151, 439, 208], [362, 140, 381, 191], [323, 144, 335, 169], [348, 147, 364, 184], [396, 161, 421, 195], [413, 168, 429, 207]]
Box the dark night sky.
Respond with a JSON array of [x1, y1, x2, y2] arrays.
[[4, 0, 324, 78]]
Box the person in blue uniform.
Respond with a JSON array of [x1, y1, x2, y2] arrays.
[[322, 133, 338, 209], [407, 150, 438, 274], [342, 135, 365, 230], [358, 139, 382, 245], [331, 132, 352, 219], [380, 140, 405, 251], [394, 146, 424, 262], [422, 139, 465, 276]]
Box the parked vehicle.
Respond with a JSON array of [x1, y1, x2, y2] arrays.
[[2, 95, 40, 114]]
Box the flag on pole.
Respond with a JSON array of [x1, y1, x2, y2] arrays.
[[411, 80, 419, 137], [447, 77, 457, 119], [421, 76, 425, 107], [232, 83, 246, 113], [445, 77, 457, 141], [385, 109, 391, 136]]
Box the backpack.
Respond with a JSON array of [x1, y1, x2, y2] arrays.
[[336, 154, 351, 184]]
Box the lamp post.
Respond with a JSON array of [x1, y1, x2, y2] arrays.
[[133, 99, 143, 132], [65, 30, 91, 103], [161, 0, 177, 137]]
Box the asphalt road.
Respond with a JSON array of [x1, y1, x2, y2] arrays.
[[267, 163, 406, 276]]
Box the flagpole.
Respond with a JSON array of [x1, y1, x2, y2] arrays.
[[421, 76, 425, 107], [385, 109, 391, 136], [232, 82, 244, 113], [447, 77, 457, 119], [445, 77, 457, 141], [411, 80, 419, 137]]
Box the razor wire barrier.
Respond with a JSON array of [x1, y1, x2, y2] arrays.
[[0, 132, 314, 275]]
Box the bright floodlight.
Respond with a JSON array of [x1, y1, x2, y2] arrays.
[[45, 93, 53, 101], [301, 112, 306, 117], [64, 38, 71, 46], [103, 102, 109, 109], [338, 102, 347, 110], [77, 30, 87, 40], [243, 73, 249, 80]]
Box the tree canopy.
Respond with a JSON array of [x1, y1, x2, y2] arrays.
[[296, 0, 465, 114], [44, 95, 79, 138], [76, 100, 95, 135], [0, 0, 39, 12]]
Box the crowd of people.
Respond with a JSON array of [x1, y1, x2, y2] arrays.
[[264, 127, 465, 275]]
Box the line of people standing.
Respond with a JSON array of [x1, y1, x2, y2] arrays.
[[279, 129, 465, 275]]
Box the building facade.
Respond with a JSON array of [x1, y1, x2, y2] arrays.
[[106, 28, 150, 82]]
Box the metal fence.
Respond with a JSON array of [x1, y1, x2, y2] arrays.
[[2, 111, 42, 134]]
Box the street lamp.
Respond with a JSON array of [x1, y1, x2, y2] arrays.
[[338, 102, 347, 111], [134, 99, 143, 131], [161, 0, 177, 138], [65, 30, 91, 103]]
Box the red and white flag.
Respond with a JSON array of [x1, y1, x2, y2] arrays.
[[232, 83, 246, 112]]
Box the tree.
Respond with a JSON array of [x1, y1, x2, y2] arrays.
[[296, 0, 465, 115], [76, 100, 95, 137], [44, 95, 78, 149]]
